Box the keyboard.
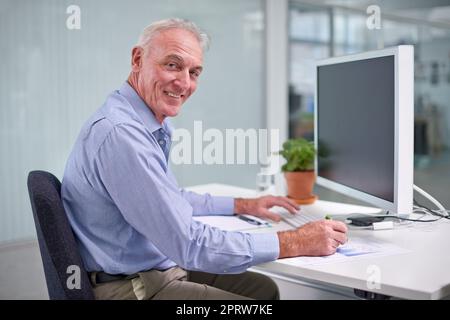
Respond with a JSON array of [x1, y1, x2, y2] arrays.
[[279, 210, 322, 228]]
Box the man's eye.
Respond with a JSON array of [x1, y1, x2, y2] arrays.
[[167, 63, 178, 69], [190, 71, 200, 78]]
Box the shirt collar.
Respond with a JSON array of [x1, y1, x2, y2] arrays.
[[118, 81, 172, 137]]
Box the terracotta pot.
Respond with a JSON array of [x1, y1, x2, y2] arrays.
[[284, 171, 317, 205]]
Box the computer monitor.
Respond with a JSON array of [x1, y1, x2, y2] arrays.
[[314, 46, 414, 215]]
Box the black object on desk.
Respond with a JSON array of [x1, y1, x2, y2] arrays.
[[347, 216, 385, 227]]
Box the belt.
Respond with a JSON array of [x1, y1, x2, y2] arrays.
[[93, 272, 139, 284]]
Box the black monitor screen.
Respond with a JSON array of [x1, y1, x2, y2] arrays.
[[317, 56, 394, 202]]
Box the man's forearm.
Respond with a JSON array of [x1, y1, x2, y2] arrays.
[[277, 220, 347, 258]]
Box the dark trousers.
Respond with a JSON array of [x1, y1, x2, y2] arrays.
[[90, 267, 280, 300]]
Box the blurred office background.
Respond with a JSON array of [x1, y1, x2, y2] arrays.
[[287, 0, 450, 210], [0, 0, 449, 299]]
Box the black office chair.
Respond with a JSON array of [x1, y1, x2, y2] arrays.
[[27, 170, 94, 300]]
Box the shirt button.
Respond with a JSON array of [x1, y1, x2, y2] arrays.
[[158, 139, 165, 145]]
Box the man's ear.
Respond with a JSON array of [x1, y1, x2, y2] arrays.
[[131, 46, 144, 72]]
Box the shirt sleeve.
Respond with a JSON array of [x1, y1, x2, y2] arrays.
[[179, 189, 234, 216], [94, 124, 279, 274]]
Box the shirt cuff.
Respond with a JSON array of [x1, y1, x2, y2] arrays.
[[211, 196, 234, 215], [249, 232, 280, 265]]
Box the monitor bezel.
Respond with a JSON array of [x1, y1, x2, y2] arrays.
[[314, 45, 414, 215]]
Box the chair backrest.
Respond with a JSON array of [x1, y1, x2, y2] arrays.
[[27, 170, 94, 300]]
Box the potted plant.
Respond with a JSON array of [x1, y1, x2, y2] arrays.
[[279, 138, 318, 205]]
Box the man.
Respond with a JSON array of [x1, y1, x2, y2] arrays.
[[62, 18, 348, 300]]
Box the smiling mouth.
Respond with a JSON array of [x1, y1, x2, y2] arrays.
[[164, 91, 184, 99]]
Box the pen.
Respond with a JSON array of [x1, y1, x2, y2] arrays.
[[238, 215, 271, 227]]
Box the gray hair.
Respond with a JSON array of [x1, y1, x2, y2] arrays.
[[137, 18, 210, 52]]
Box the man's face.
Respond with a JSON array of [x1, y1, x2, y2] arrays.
[[131, 28, 203, 123]]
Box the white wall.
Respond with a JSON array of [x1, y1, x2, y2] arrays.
[[0, 0, 265, 242]]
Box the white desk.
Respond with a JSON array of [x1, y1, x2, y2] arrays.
[[187, 183, 450, 300]]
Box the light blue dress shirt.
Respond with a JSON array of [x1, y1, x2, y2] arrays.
[[61, 82, 279, 275]]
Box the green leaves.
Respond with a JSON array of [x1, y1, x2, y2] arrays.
[[279, 138, 316, 172]]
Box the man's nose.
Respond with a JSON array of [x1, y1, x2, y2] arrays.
[[174, 69, 190, 89]]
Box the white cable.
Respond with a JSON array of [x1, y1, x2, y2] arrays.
[[413, 184, 448, 217]]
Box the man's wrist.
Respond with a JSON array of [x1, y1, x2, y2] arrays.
[[277, 230, 300, 259], [234, 198, 247, 215]]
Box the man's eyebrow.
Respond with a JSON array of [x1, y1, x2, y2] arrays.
[[165, 54, 184, 63]]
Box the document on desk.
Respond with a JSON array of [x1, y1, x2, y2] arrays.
[[277, 237, 410, 267], [194, 215, 272, 232]]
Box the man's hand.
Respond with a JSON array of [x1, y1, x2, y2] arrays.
[[277, 220, 348, 258], [234, 196, 299, 222]]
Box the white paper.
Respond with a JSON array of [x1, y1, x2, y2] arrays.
[[276, 237, 410, 267]]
